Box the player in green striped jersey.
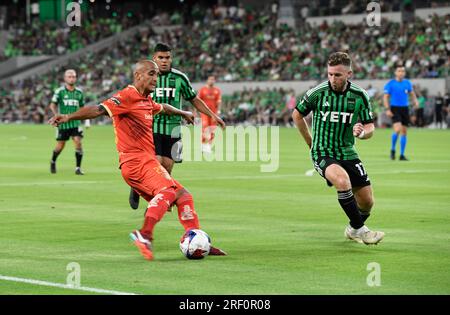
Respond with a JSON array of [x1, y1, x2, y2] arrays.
[[292, 52, 384, 245], [129, 43, 226, 209], [49, 69, 86, 175]]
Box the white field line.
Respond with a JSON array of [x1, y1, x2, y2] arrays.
[[0, 181, 109, 186], [184, 169, 449, 180], [0, 274, 137, 295], [0, 169, 447, 187]]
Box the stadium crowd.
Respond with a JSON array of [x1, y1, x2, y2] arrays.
[[163, 6, 449, 81], [0, 4, 449, 128], [2, 15, 140, 58]]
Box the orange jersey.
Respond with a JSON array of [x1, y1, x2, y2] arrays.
[[101, 85, 163, 165], [198, 86, 221, 113]]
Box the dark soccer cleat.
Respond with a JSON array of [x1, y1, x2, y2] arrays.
[[129, 188, 140, 210], [399, 155, 409, 161], [390, 150, 395, 160], [75, 167, 84, 175], [50, 162, 56, 174], [209, 246, 227, 256]]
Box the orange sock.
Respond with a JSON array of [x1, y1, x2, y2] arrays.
[[176, 192, 200, 231], [140, 188, 176, 240]]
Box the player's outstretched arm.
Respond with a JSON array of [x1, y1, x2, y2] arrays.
[[190, 96, 226, 129], [161, 103, 195, 125], [48, 105, 107, 127], [292, 110, 312, 149]]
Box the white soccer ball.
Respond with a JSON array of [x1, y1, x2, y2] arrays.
[[179, 229, 211, 259]]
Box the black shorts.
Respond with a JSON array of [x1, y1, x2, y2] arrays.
[[154, 133, 183, 163], [313, 157, 371, 188], [391, 106, 410, 126], [56, 127, 84, 141]]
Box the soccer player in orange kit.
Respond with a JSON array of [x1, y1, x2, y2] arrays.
[[49, 60, 226, 260], [198, 75, 222, 153]]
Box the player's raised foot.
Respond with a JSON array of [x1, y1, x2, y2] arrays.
[[50, 161, 56, 174], [129, 188, 140, 210], [75, 167, 84, 175], [209, 245, 227, 256], [390, 150, 395, 160], [129, 230, 153, 260], [399, 155, 409, 161]]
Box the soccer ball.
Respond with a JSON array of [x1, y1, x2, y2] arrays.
[[179, 229, 211, 259]]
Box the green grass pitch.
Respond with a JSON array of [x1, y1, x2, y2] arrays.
[[0, 124, 449, 294]]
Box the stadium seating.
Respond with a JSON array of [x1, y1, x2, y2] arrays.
[[3, 17, 140, 58], [0, 4, 448, 126]]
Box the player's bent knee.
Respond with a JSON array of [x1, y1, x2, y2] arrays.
[[333, 177, 351, 190], [175, 188, 191, 201]]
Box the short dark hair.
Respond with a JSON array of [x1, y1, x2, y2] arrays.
[[327, 52, 352, 67], [395, 63, 405, 70], [154, 42, 172, 53]]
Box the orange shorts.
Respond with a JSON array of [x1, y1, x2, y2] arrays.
[[120, 156, 181, 201], [201, 114, 217, 129]]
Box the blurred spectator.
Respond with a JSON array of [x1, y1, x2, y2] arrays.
[[415, 89, 427, 127], [4, 16, 140, 58], [434, 92, 445, 128]]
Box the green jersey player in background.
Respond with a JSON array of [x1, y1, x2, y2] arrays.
[[49, 69, 87, 175], [129, 43, 226, 209], [292, 52, 385, 245]]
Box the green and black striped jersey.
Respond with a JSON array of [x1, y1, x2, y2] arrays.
[[152, 68, 197, 137], [296, 81, 373, 160], [51, 86, 85, 130]]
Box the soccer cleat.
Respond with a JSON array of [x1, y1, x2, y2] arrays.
[[345, 226, 363, 243], [344, 225, 363, 244], [209, 245, 227, 256], [129, 188, 140, 210], [345, 225, 385, 245], [129, 230, 153, 260], [75, 167, 84, 175], [399, 155, 409, 161], [50, 162, 56, 174], [390, 150, 395, 160]]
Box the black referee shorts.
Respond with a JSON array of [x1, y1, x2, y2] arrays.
[[391, 106, 410, 126]]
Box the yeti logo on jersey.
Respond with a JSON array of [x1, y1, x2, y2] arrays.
[[320, 111, 354, 124], [154, 88, 176, 98], [63, 99, 79, 106]]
